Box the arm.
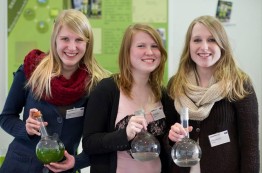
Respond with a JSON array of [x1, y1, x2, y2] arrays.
[[234, 85, 259, 173], [82, 78, 130, 155], [0, 65, 30, 140]]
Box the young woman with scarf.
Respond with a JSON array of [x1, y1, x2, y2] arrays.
[[166, 15, 259, 173], [0, 9, 109, 173]]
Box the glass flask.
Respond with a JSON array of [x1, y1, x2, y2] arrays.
[[171, 107, 202, 167], [130, 109, 160, 161], [33, 111, 65, 164]]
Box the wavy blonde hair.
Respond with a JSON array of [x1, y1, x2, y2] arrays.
[[114, 23, 167, 101], [27, 9, 109, 99], [168, 15, 251, 101]]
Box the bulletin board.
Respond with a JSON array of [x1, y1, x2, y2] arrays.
[[8, 0, 64, 87], [8, 0, 168, 88]]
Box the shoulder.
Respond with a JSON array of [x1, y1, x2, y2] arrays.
[[96, 76, 118, 90], [233, 81, 258, 108], [243, 80, 255, 92], [7, 65, 29, 102], [166, 75, 175, 91], [160, 87, 168, 99], [87, 76, 120, 108], [161, 87, 175, 108], [90, 76, 119, 97], [13, 65, 26, 82]]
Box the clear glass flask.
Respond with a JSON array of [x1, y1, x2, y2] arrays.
[[171, 107, 202, 167], [130, 109, 160, 161], [34, 111, 65, 164]]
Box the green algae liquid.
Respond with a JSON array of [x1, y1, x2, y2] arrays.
[[0, 156, 5, 167], [34, 114, 65, 164], [36, 146, 64, 164]]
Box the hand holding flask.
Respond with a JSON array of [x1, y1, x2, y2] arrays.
[[33, 111, 65, 164], [171, 107, 202, 167], [130, 109, 160, 161]]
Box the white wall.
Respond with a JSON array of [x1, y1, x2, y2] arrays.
[[0, 0, 12, 151], [168, 0, 262, 172], [0, 0, 7, 107]]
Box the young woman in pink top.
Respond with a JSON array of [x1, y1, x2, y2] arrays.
[[82, 23, 176, 173]]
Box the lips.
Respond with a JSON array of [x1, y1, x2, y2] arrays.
[[197, 53, 211, 58], [142, 58, 155, 63], [65, 52, 77, 57]]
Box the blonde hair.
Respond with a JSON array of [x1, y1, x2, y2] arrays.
[[114, 23, 167, 101], [27, 9, 109, 99], [168, 15, 251, 101]]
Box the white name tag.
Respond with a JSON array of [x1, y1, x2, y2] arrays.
[[151, 107, 165, 121], [66, 107, 84, 119], [208, 130, 230, 147]]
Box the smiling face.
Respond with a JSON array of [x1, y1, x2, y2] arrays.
[[190, 23, 221, 72], [56, 25, 87, 72], [130, 31, 161, 76]]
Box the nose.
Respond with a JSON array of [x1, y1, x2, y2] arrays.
[[145, 47, 153, 55], [68, 41, 77, 50], [200, 41, 209, 50]]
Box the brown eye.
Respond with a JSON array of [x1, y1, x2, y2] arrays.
[[137, 44, 145, 48], [193, 38, 201, 43], [76, 38, 84, 42], [208, 38, 216, 42], [151, 44, 158, 48], [61, 37, 69, 41]]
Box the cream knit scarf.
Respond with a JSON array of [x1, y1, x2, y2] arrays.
[[175, 70, 224, 121]]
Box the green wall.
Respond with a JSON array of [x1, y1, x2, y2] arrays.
[[8, 0, 168, 88]]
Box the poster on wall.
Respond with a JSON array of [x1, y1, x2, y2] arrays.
[[216, 0, 233, 23], [8, 0, 168, 88], [70, 0, 168, 75], [8, 0, 63, 88]]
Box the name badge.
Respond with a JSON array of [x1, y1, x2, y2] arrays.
[[66, 107, 84, 119], [208, 130, 230, 147], [151, 107, 165, 121]]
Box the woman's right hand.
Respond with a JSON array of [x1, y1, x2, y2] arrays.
[[25, 108, 48, 136], [168, 123, 193, 142], [45, 150, 75, 172], [126, 115, 148, 141]]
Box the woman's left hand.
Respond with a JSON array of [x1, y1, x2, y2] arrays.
[[45, 150, 75, 173]]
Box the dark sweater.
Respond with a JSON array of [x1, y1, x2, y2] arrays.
[[166, 85, 260, 173], [82, 77, 176, 173]]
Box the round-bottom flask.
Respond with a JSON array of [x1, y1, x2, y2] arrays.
[[171, 107, 202, 167], [130, 110, 160, 161], [36, 134, 65, 164], [130, 130, 160, 161], [33, 111, 65, 164]]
